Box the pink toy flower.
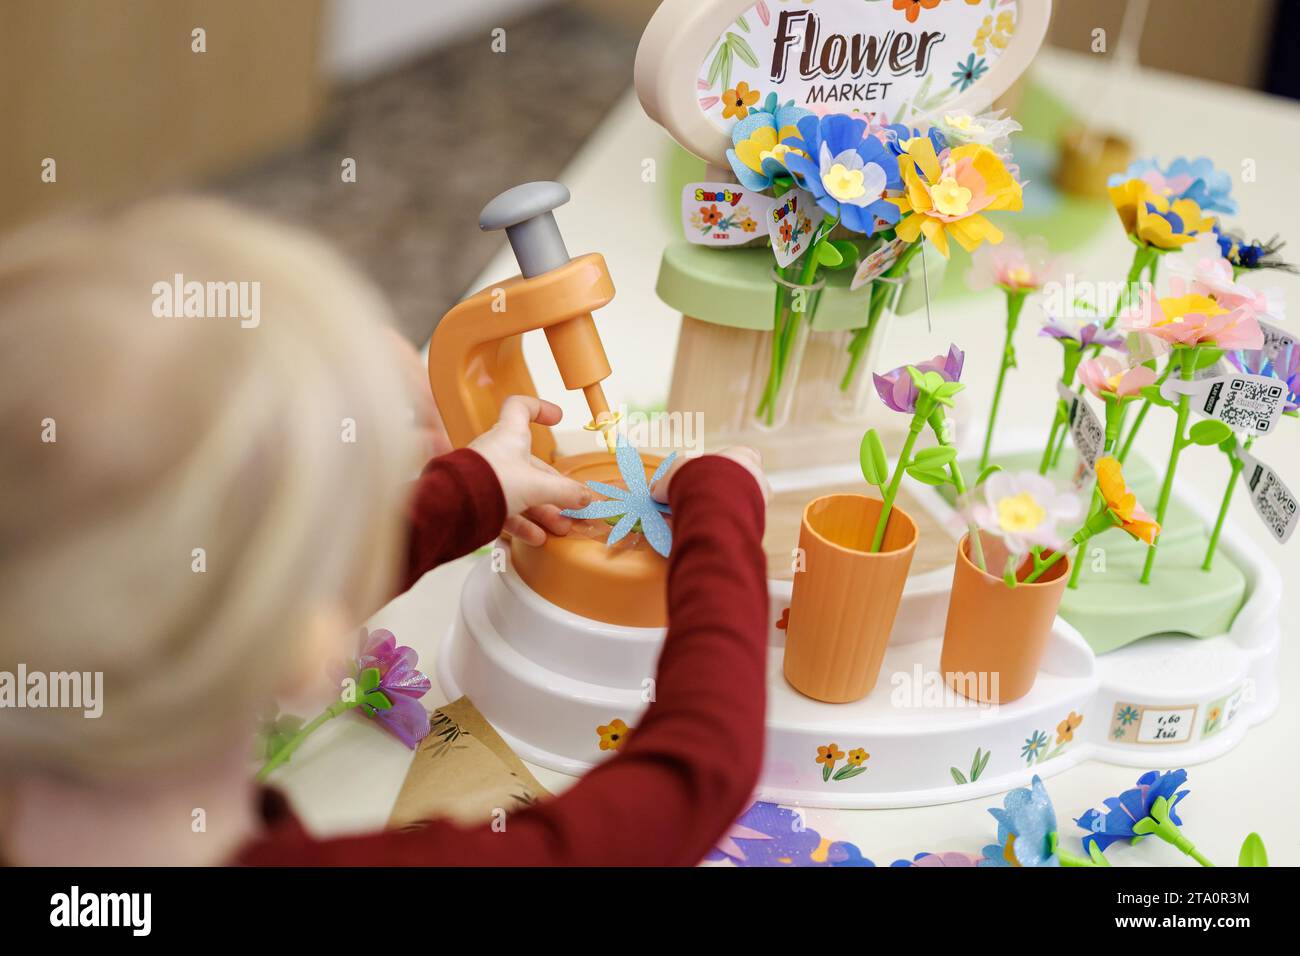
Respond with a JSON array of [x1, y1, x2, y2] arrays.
[[967, 234, 1062, 292], [1168, 235, 1286, 324], [971, 471, 1081, 556], [1120, 289, 1264, 352], [1078, 355, 1157, 400]]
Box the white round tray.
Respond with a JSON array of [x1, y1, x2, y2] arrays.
[[437, 444, 1281, 809]]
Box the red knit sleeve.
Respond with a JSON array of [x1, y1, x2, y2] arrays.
[[237, 455, 770, 867], [398, 448, 507, 595]]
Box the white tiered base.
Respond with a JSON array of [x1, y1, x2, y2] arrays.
[[438, 460, 1281, 810]]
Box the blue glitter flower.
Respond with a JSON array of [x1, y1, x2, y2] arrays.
[[560, 437, 675, 557], [1075, 769, 1191, 854], [980, 775, 1061, 867]]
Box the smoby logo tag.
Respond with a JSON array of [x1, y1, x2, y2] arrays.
[[682, 182, 771, 247]]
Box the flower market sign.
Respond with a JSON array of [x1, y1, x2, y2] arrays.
[[636, 0, 1050, 165]]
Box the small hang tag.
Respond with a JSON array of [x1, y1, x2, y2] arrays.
[[767, 188, 817, 269], [1058, 382, 1104, 484], [1161, 373, 1287, 436], [1260, 319, 1297, 359], [1237, 449, 1298, 544], [682, 183, 772, 247], [850, 237, 907, 291]]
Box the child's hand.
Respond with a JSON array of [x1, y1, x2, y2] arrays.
[[652, 446, 771, 506], [470, 396, 592, 546]]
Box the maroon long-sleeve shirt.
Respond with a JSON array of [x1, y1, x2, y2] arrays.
[[235, 448, 769, 866]]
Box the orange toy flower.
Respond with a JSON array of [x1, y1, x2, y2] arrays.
[[1095, 457, 1160, 544], [597, 718, 632, 751]]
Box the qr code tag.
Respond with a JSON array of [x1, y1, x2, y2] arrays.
[[1260, 320, 1297, 360], [1164, 373, 1286, 436], [1239, 451, 1298, 544], [1058, 382, 1104, 482]]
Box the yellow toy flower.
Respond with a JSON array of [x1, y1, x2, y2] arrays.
[[1109, 178, 1215, 250], [1096, 457, 1160, 544], [894, 138, 1023, 257], [597, 718, 632, 752]]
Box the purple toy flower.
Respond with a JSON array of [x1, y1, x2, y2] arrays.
[[1040, 314, 1127, 351], [350, 628, 433, 748], [873, 344, 965, 414], [1075, 769, 1190, 854], [1228, 344, 1300, 412]]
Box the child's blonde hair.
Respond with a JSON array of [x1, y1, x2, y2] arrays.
[[0, 198, 419, 782]]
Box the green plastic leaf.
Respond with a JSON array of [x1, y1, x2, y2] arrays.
[[1238, 832, 1269, 867], [1139, 384, 1173, 408], [1194, 347, 1225, 370], [950, 767, 968, 785], [826, 239, 859, 270], [1189, 419, 1234, 446], [362, 689, 393, 712], [358, 666, 382, 693], [1088, 842, 1112, 867], [913, 445, 957, 468], [726, 32, 759, 68], [816, 241, 844, 268], [859, 428, 889, 487], [975, 464, 1003, 486], [905, 464, 950, 486]]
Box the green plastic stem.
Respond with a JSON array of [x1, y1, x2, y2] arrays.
[[256, 697, 359, 781], [1141, 347, 1200, 584], [871, 408, 926, 552], [1203, 435, 1254, 571], [979, 288, 1027, 472], [839, 241, 922, 392]]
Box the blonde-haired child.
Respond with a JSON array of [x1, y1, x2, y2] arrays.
[[0, 199, 771, 866]]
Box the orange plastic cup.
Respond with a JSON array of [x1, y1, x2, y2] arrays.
[[783, 494, 917, 703], [941, 533, 1070, 704]]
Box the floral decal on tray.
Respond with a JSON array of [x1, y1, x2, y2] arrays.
[[596, 718, 633, 752], [815, 742, 870, 782], [1022, 712, 1084, 767], [950, 746, 991, 785]]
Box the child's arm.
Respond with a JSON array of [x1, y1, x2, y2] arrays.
[[398, 396, 590, 593], [241, 451, 770, 867]]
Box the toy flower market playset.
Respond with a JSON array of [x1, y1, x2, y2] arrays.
[[416, 0, 1291, 854]]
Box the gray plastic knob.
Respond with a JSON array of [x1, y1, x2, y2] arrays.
[[479, 181, 573, 278]]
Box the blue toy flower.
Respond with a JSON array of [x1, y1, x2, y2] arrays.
[[1108, 156, 1237, 215], [560, 437, 676, 558], [1075, 769, 1190, 854], [725, 97, 813, 192], [980, 775, 1061, 867], [780, 114, 903, 236]]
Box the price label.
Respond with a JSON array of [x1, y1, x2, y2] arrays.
[[1057, 382, 1104, 482], [681, 183, 773, 247], [1162, 373, 1287, 436], [1260, 319, 1297, 359], [1239, 450, 1298, 543], [850, 237, 907, 291], [1136, 706, 1196, 744]]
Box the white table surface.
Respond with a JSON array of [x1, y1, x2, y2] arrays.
[[279, 49, 1300, 866]]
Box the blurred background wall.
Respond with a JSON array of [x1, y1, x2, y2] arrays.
[[1, 0, 1292, 340]]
